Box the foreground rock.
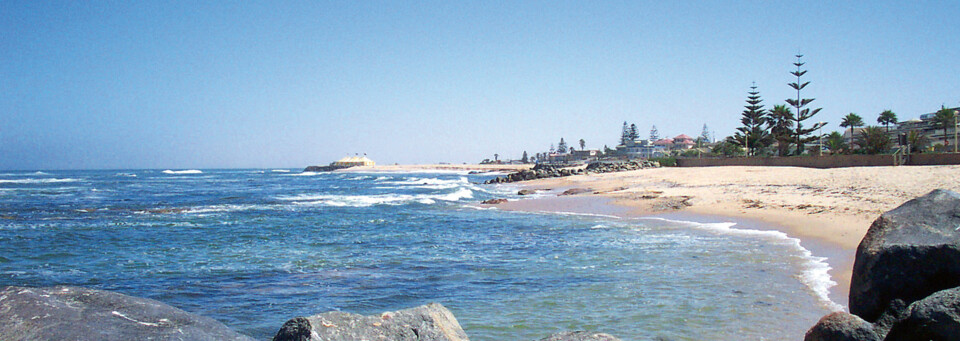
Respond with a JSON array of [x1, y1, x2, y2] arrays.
[[803, 312, 880, 341], [849, 189, 960, 322], [885, 286, 960, 340], [539, 331, 622, 341], [480, 198, 508, 204], [0, 286, 254, 341], [273, 303, 469, 341], [807, 189, 960, 340]]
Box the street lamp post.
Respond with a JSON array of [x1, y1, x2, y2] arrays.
[[954, 110, 959, 153], [818, 122, 826, 157]]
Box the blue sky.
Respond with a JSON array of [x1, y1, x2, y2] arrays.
[[3, 1, 959, 170]]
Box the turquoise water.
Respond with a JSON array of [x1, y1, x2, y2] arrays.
[[0, 169, 834, 340]]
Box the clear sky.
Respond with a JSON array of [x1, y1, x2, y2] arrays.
[[3, 1, 959, 170]]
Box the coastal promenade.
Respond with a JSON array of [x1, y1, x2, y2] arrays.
[[492, 165, 960, 307]]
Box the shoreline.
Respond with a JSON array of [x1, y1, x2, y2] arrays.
[[487, 165, 960, 311]]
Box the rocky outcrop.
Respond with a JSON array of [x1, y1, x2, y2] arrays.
[[0, 286, 254, 341], [484, 161, 659, 184], [884, 287, 960, 340], [539, 331, 622, 341], [480, 198, 508, 204], [806, 189, 960, 340], [849, 189, 960, 322], [803, 312, 880, 341], [303, 165, 352, 172], [272, 303, 469, 341]]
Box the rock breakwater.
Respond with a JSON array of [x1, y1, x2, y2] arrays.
[[484, 160, 659, 184]]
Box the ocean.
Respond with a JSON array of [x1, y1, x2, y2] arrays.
[[0, 169, 837, 340]]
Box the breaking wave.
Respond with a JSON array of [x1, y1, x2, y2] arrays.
[[162, 170, 203, 175]]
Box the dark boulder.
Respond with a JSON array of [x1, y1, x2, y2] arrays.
[[849, 189, 960, 322], [481, 198, 508, 205], [272, 303, 469, 341], [0, 286, 254, 341], [885, 286, 960, 340], [539, 331, 622, 340], [518, 189, 537, 196], [803, 312, 880, 341]]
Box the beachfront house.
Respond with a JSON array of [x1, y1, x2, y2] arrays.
[[615, 139, 667, 159]]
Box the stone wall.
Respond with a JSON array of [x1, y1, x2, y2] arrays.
[[677, 153, 960, 168]]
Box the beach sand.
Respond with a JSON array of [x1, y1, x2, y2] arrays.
[[492, 165, 960, 309]]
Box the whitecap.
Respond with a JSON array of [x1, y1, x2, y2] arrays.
[[271, 169, 291, 173], [0, 178, 80, 184], [283, 172, 321, 177], [115, 173, 137, 177], [276, 188, 474, 207], [162, 170, 202, 175]]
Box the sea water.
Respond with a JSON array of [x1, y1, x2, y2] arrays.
[[0, 169, 836, 340]]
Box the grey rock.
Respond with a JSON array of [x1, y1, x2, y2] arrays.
[[518, 189, 537, 196], [803, 312, 880, 341], [274, 303, 469, 341], [850, 189, 960, 322], [0, 285, 253, 341], [885, 286, 960, 340], [539, 331, 622, 341]]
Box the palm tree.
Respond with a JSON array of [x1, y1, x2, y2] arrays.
[[579, 139, 586, 150], [933, 107, 957, 147], [768, 104, 795, 156], [856, 126, 892, 154], [824, 131, 846, 154], [906, 130, 930, 153], [840, 113, 865, 130], [877, 110, 898, 132]]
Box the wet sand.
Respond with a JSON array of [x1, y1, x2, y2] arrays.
[[487, 165, 960, 309]]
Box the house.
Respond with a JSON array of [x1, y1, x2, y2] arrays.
[[671, 134, 697, 150], [616, 139, 667, 158]]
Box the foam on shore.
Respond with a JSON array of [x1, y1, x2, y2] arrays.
[[640, 216, 845, 312]]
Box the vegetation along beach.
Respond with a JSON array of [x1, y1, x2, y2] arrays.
[[3, 1, 960, 340]]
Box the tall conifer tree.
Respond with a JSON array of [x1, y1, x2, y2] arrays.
[[785, 54, 826, 155], [731, 83, 770, 155]]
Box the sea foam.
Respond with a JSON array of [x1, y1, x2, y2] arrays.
[[162, 170, 203, 175], [641, 217, 844, 312]]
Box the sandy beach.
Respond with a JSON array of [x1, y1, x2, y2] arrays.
[[492, 165, 960, 309]]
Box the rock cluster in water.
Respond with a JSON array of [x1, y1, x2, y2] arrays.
[[806, 189, 960, 340], [484, 160, 659, 184], [0, 286, 622, 341]]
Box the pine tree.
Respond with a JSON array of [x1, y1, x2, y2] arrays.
[[629, 124, 639, 140], [650, 125, 660, 141], [521, 151, 529, 163], [579, 139, 586, 150], [731, 83, 770, 155], [700, 124, 711, 143], [557, 138, 568, 154], [785, 54, 826, 155], [621, 122, 631, 145]]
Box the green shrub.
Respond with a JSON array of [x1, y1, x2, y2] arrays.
[[650, 156, 677, 167]]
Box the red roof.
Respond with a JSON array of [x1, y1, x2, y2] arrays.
[[674, 134, 694, 141]]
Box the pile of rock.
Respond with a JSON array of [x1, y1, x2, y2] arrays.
[[484, 160, 659, 184], [806, 189, 960, 340], [0, 286, 621, 341]]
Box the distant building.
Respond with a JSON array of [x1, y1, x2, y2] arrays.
[[671, 134, 697, 149], [332, 156, 375, 167], [616, 139, 667, 158]]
